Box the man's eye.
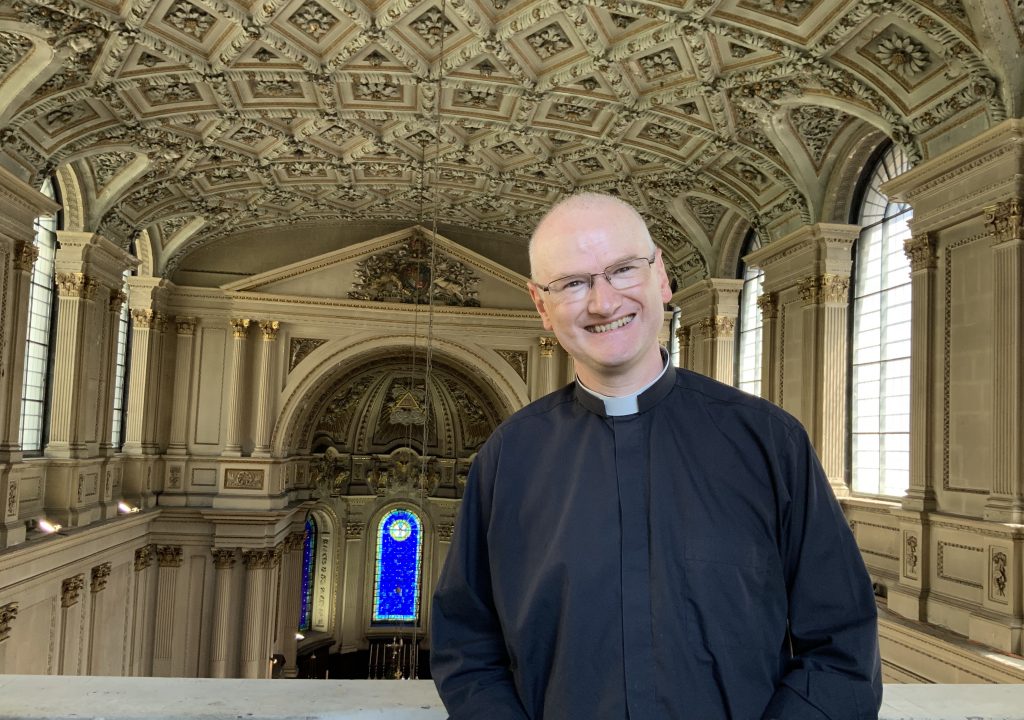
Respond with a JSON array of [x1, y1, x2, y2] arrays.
[[611, 263, 639, 275], [558, 278, 588, 291]]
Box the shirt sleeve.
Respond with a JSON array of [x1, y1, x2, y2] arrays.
[[430, 444, 530, 720], [760, 424, 884, 720]]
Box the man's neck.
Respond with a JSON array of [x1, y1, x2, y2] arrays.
[[576, 351, 666, 397]]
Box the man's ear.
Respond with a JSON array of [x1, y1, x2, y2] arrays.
[[527, 282, 555, 331], [655, 250, 672, 304]]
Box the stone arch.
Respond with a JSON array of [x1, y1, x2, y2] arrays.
[[273, 334, 527, 457], [306, 502, 341, 635]]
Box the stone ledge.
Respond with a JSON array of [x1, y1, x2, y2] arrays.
[[1, 676, 1024, 719]]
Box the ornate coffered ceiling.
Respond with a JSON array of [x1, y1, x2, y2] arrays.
[[0, 0, 1018, 287]]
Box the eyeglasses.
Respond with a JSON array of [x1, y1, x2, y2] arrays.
[[534, 254, 656, 303]]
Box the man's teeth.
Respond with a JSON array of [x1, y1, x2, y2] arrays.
[[587, 315, 635, 333]]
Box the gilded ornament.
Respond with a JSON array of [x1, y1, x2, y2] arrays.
[[61, 575, 85, 608], [90, 563, 112, 593], [175, 317, 197, 335], [225, 469, 265, 490], [346, 522, 365, 539], [230, 318, 251, 338], [538, 336, 558, 357], [985, 200, 1023, 244], [134, 546, 153, 571], [156, 545, 184, 567], [131, 309, 157, 329], [903, 234, 937, 271], [756, 292, 779, 319], [259, 320, 280, 340], [289, 337, 326, 372], [211, 548, 237, 569], [242, 547, 277, 569]]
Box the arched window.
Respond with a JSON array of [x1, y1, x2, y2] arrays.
[[372, 508, 423, 624], [110, 270, 131, 449], [849, 144, 913, 496], [299, 515, 317, 631], [735, 233, 764, 396], [19, 177, 59, 454]]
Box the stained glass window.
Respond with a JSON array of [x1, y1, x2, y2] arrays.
[[849, 144, 913, 497], [372, 508, 423, 624], [299, 515, 317, 631]]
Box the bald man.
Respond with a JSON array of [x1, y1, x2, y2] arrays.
[[431, 194, 882, 720]]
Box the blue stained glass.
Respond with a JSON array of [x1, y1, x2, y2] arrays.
[[299, 516, 316, 631], [372, 509, 423, 623]]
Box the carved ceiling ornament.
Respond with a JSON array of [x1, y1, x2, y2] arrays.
[[0, 0, 1008, 281], [789, 106, 850, 166]]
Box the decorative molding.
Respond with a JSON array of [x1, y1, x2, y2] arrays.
[[696, 316, 735, 339], [798, 274, 849, 305], [904, 533, 919, 579], [242, 547, 279, 569], [757, 292, 779, 319], [286, 531, 305, 552], [675, 326, 691, 345], [990, 549, 1009, 602], [167, 466, 182, 489], [904, 233, 938, 271], [437, 522, 454, 541], [224, 468, 265, 490], [156, 545, 184, 568], [15, 241, 38, 272], [230, 318, 251, 338], [538, 336, 557, 358], [175, 317, 197, 335], [0, 602, 17, 642], [211, 548, 237, 569], [55, 272, 90, 298], [985, 199, 1023, 244], [288, 337, 326, 372], [495, 349, 527, 383], [90, 563, 112, 593], [937, 541, 984, 589], [258, 320, 280, 341], [5, 479, 16, 517], [131, 309, 157, 329], [346, 522, 364, 539], [61, 574, 85, 608], [133, 546, 153, 572]]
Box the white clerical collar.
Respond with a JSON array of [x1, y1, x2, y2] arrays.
[[576, 349, 670, 417]]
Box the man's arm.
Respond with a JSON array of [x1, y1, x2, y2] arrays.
[[430, 454, 529, 720], [761, 425, 883, 720]]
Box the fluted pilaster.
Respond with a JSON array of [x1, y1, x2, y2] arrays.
[[240, 547, 279, 678], [0, 242, 37, 462], [985, 199, 1024, 522], [253, 321, 279, 457], [122, 309, 157, 455], [756, 293, 779, 403], [279, 532, 304, 677], [98, 290, 127, 456], [209, 548, 238, 678], [224, 319, 251, 456], [151, 546, 183, 677], [167, 317, 197, 455]]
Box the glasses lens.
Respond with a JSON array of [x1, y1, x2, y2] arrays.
[[549, 275, 591, 299], [606, 258, 650, 290]]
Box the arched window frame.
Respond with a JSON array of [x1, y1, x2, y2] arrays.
[[19, 177, 60, 455], [370, 506, 425, 625], [847, 143, 914, 497], [734, 231, 764, 396]]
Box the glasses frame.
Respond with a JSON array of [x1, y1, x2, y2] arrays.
[[534, 253, 657, 300]]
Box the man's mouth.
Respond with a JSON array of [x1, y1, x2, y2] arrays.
[[586, 314, 635, 334]]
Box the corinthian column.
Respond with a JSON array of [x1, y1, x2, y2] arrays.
[[985, 199, 1024, 523], [278, 531, 305, 677], [696, 316, 736, 383], [209, 548, 238, 678], [224, 319, 251, 456], [800, 273, 851, 497], [675, 326, 691, 370], [122, 309, 157, 456], [757, 293, 779, 403], [167, 317, 197, 455], [240, 547, 279, 678], [0, 242, 37, 461], [252, 321, 279, 457]]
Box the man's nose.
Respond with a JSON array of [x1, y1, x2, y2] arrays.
[[587, 274, 622, 314]]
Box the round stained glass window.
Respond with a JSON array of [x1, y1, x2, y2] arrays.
[[389, 518, 412, 542]]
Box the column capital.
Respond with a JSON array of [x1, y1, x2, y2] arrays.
[[14, 241, 38, 271], [211, 547, 238, 569], [131, 308, 157, 329], [133, 545, 153, 571], [696, 316, 735, 339], [90, 562, 112, 593], [61, 574, 85, 608], [986, 199, 1023, 244], [0, 601, 17, 642], [903, 233, 938, 271], [230, 318, 251, 338], [538, 336, 557, 357], [756, 292, 779, 319], [109, 290, 127, 313], [258, 320, 280, 341], [55, 272, 91, 298], [286, 531, 306, 552], [175, 316, 197, 335], [242, 547, 279, 569], [156, 545, 183, 568], [799, 273, 849, 306], [675, 325, 690, 345]]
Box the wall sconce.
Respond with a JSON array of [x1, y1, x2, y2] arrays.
[[26, 518, 62, 534], [117, 501, 139, 514]]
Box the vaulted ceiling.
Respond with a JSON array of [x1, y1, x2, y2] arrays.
[[1, 0, 1020, 288]]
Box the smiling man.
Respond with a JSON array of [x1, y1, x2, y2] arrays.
[[430, 193, 882, 720]]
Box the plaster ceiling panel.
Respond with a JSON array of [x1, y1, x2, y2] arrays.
[[714, 0, 843, 43], [270, 0, 362, 56], [143, 0, 239, 61], [389, 4, 480, 63], [505, 17, 592, 76], [622, 43, 697, 94], [112, 44, 194, 80], [442, 84, 517, 120], [530, 98, 613, 137], [786, 104, 856, 171], [20, 99, 118, 156], [229, 42, 310, 71], [232, 77, 321, 111], [119, 80, 221, 120], [340, 75, 418, 110], [82, 150, 139, 192]]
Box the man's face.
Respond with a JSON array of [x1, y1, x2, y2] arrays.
[[528, 198, 672, 393]]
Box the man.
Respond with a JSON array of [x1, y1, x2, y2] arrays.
[[431, 193, 882, 719]]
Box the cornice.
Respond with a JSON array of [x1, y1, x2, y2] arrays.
[[744, 222, 861, 269], [0, 164, 60, 226]]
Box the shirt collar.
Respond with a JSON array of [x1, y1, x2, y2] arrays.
[[574, 349, 674, 417]]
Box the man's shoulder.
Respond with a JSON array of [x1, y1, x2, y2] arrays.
[[671, 367, 801, 433]]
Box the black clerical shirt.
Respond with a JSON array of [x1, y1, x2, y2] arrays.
[[431, 365, 882, 719]]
